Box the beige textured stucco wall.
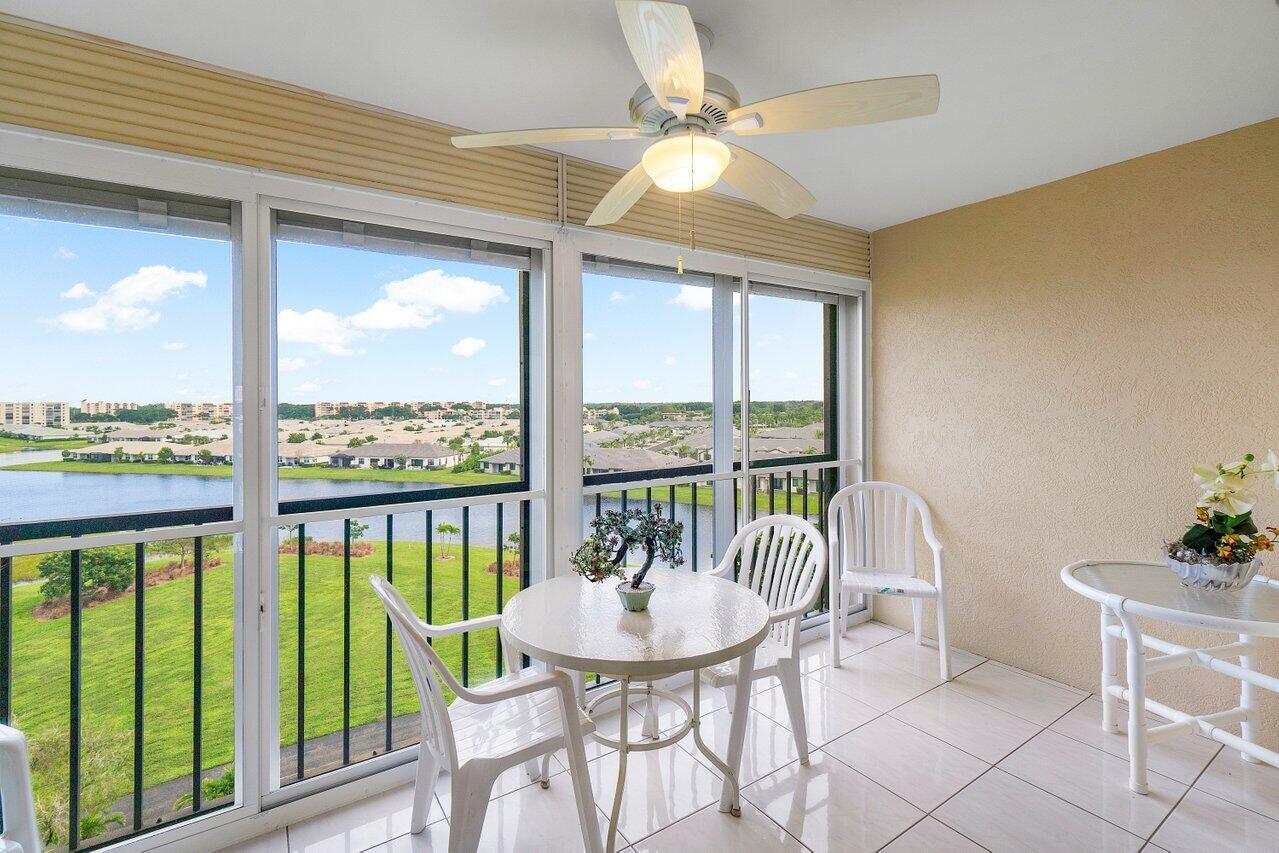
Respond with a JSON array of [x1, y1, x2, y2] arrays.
[[869, 117, 1279, 744]]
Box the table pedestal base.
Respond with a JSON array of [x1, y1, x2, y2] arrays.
[[1102, 606, 1279, 794], [586, 651, 755, 853]]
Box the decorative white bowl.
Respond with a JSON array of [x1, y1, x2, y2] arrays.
[[1166, 554, 1262, 591]]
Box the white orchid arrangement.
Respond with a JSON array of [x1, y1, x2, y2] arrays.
[[1175, 451, 1279, 564]]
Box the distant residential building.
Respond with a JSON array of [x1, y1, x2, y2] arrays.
[[480, 448, 522, 476], [329, 441, 462, 470], [277, 441, 332, 467], [67, 440, 173, 462], [79, 400, 139, 416], [4, 425, 79, 440], [583, 406, 620, 422], [581, 447, 686, 476], [165, 402, 232, 420], [1, 401, 70, 428]]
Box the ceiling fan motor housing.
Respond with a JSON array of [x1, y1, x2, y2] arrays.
[[629, 72, 741, 136]]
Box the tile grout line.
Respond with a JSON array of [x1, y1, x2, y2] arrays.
[[1141, 743, 1225, 846], [877, 691, 1095, 852]]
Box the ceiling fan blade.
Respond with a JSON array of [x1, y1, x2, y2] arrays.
[[728, 75, 939, 136], [615, 0, 704, 121], [586, 162, 653, 226], [451, 127, 645, 149], [721, 144, 815, 220]]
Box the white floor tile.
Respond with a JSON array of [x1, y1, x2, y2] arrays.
[[856, 633, 986, 682], [810, 654, 936, 712], [890, 683, 1041, 763], [472, 772, 612, 852], [217, 828, 288, 853], [587, 741, 722, 845], [822, 714, 989, 811], [948, 661, 1086, 726], [1048, 697, 1221, 785], [363, 822, 451, 853], [998, 729, 1186, 838], [744, 750, 923, 853], [631, 800, 803, 852], [1152, 788, 1279, 853], [1192, 747, 1279, 823], [752, 675, 879, 749], [287, 783, 443, 853], [934, 768, 1144, 852], [678, 706, 801, 788], [881, 817, 984, 853], [834, 619, 908, 660]]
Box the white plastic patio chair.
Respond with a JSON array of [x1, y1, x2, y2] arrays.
[[828, 481, 952, 680], [370, 575, 603, 853], [0, 723, 40, 853], [702, 514, 827, 764]]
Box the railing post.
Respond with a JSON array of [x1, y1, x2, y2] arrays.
[[69, 549, 82, 851], [1, 553, 10, 726], [385, 515, 394, 754], [296, 523, 306, 780], [496, 503, 504, 678], [193, 536, 204, 812], [462, 506, 470, 687], [342, 519, 351, 765], [133, 541, 145, 829]]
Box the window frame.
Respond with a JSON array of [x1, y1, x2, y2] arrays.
[[265, 202, 538, 518]]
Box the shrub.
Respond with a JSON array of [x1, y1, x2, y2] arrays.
[[38, 547, 134, 601]]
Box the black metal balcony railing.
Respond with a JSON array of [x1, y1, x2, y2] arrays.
[[0, 531, 235, 853], [280, 498, 531, 786]]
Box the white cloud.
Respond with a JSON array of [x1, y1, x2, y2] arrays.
[[349, 298, 441, 330], [292, 381, 321, 395], [451, 336, 486, 357], [383, 269, 508, 314], [583, 331, 597, 341], [162, 341, 187, 351], [609, 291, 631, 303], [59, 282, 95, 300], [663, 356, 677, 366], [55, 247, 78, 260], [632, 379, 652, 389], [669, 284, 712, 311], [279, 356, 307, 372], [278, 308, 362, 356], [487, 377, 506, 387], [55, 265, 206, 332]]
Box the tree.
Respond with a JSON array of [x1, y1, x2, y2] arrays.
[[112, 446, 125, 463], [310, 431, 323, 441], [61, 449, 72, 459], [435, 522, 460, 558], [447, 436, 465, 452], [157, 446, 174, 463], [197, 448, 214, 465], [347, 436, 365, 448], [38, 547, 133, 601], [349, 518, 370, 541], [506, 531, 521, 554], [287, 432, 306, 443]]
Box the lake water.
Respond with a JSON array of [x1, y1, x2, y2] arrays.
[[0, 468, 718, 569]]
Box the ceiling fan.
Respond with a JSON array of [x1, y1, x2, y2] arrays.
[[451, 0, 939, 226]]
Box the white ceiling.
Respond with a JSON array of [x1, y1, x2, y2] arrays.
[[5, 0, 1277, 230]]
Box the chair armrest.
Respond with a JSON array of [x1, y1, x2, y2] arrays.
[[461, 668, 572, 705], [704, 557, 732, 579], [414, 612, 502, 638]]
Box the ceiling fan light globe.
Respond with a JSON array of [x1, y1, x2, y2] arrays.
[[641, 134, 731, 193]]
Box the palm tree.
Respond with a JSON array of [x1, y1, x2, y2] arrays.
[[435, 521, 460, 559]]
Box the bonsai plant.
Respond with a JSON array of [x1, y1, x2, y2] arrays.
[[570, 505, 684, 611], [1167, 451, 1279, 590]]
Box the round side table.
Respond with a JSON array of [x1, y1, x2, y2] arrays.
[[1062, 559, 1279, 793], [501, 568, 770, 853]]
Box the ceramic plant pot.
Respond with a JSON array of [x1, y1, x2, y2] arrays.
[[616, 581, 655, 612]]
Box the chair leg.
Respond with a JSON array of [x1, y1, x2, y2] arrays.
[[936, 593, 952, 682], [411, 745, 441, 834], [777, 659, 809, 765], [561, 735, 604, 853], [641, 683, 660, 739], [912, 598, 924, 644], [448, 764, 496, 853], [721, 682, 737, 715], [830, 582, 842, 668], [523, 753, 553, 788]]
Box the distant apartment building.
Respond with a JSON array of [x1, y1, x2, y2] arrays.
[[1, 401, 70, 428], [166, 402, 232, 420], [79, 400, 140, 416], [583, 406, 621, 422]]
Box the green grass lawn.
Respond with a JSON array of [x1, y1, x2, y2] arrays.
[[8, 537, 513, 840], [0, 436, 92, 453], [0, 460, 516, 487]]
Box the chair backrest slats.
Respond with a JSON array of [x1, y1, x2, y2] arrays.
[[828, 482, 931, 577], [725, 515, 827, 650]]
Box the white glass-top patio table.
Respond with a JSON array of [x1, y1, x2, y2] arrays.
[[1062, 560, 1279, 794], [500, 568, 770, 853]]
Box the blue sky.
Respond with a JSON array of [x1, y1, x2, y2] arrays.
[[2, 213, 824, 407]]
